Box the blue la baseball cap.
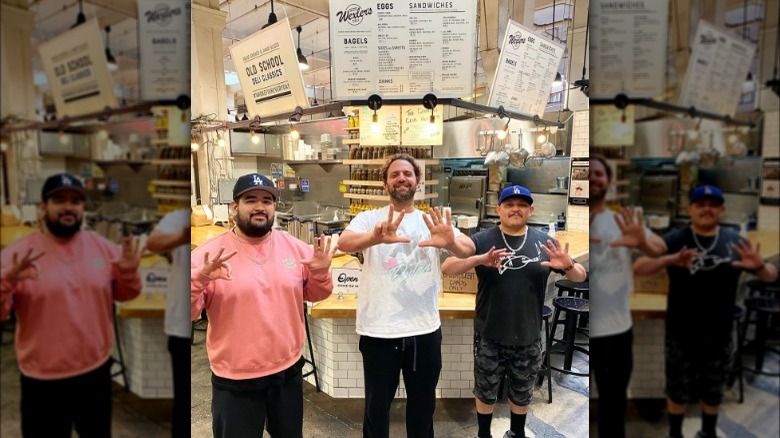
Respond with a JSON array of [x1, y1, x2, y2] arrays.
[[689, 185, 724, 205], [499, 185, 533, 205], [233, 173, 280, 200], [41, 173, 87, 200]]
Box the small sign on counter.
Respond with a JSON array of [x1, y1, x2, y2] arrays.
[[332, 267, 362, 300], [141, 267, 171, 294], [442, 268, 478, 294]]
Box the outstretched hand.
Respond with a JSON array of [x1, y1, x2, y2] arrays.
[[302, 234, 337, 270], [670, 245, 701, 269], [111, 236, 143, 274], [419, 207, 455, 249], [540, 239, 573, 270], [476, 246, 512, 269], [610, 207, 647, 249], [200, 247, 238, 280], [4, 249, 45, 282], [371, 205, 412, 245], [731, 240, 764, 271]]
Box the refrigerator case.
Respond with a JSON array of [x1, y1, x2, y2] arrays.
[[449, 175, 487, 218]]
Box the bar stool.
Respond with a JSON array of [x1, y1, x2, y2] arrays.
[[537, 305, 554, 403], [728, 305, 745, 403], [548, 297, 589, 377], [302, 302, 320, 392], [112, 302, 129, 391], [741, 296, 779, 376], [555, 279, 589, 299]]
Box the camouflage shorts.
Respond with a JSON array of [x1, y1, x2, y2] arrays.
[[665, 336, 732, 406], [473, 333, 543, 406]]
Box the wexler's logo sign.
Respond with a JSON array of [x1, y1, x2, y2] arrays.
[[336, 4, 372, 25], [509, 31, 526, 49], [144, 4, 182, 26]]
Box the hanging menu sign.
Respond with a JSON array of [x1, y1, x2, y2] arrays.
[[487, 20, 565, 117], [138, 0, 190, 100], [329, 0, 477, 99], [679, 20, 755, 116], [358, 106, 401, 145], [591, 105, 635, 146], [589, 0, 668, 99], [401, 105, 443, 146], [38, 19, 117, 118], [229, 19, 309, 117]]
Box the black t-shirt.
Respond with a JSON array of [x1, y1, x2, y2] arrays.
[[663, 227, 747, 346], [470, 227, 562, 345]]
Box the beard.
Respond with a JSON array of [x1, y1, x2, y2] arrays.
[[235, 211, 274, 238], [388, 182, 416, 203], [45, 213, 82, 238], [589, 184, 606, 203]]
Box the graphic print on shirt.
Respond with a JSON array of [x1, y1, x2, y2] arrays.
[[499, 242, 542, 275], [282, 257, 297, 269], [382, 246, 434, 288], [689, 245, 733, 275]]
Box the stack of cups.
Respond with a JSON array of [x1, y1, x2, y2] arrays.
[[321, 133, 332, 159]]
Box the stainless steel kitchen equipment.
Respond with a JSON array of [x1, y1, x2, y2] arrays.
[[449, 168, 488, 218], [639, 174, 679, 218]]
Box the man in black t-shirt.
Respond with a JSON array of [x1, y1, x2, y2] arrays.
[[634, 185, 777, 438], [442, 185, 587, 438]]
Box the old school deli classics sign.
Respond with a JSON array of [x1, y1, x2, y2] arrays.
[[229, 19, 309, 117], [38, 19, 117, 117]]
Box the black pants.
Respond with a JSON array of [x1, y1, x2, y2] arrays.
[[359, 328, 443, 438], [591, 328, 633, 438], [20, 359, 112, 438], [168, 336, 190, 438], [211, 358, 304, 438]]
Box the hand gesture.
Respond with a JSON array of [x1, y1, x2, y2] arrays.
[[200, 247, 238, 280], [4, 249, 45, 282], [540, 239, 573, 270], [302, 234, 337, 271], [476, 246, 512, 269], [731, 240, 765, 271], [670, 246, 701, 269], [371, 205, 412, 245], [111, 237, 143, 274], [419, 207, 455, 249], [610, 207, 647, 249]]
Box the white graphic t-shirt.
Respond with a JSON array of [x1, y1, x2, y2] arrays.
[[345, 206, 461, 338]]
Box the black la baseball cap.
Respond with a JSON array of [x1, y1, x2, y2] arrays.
[[41, 173, 87, 200], [233, 173, 280, 200]]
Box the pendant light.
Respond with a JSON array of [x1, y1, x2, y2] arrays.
[[741, 0, 755, 93], [104, 26, 118, 72], [296, 26, 309, 70], [572, 10, 589, 96], [261, 0, 278, 29], [551, 0, 563, 87], [71, 0, 86, 29], [766, 6, 780, 97]]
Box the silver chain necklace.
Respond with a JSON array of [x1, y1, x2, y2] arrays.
[[691, 226, 719, 254], [500, 226, 528, 254], [233, 230, 273, 265]]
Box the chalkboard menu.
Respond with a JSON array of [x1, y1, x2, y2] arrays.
[[401, 105, 443, 146]]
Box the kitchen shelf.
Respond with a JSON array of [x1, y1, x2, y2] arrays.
[[343, 127, 360, 131], [150, 139, 168, 145], [93, 160, 151, 172], [344, 193, 438, 201], [285, 160, 342, 165], [150, 159, 190, 165], [342, 139, 361, 145], [343, 179, 439, 187], [615, 179, 630, 186], [343, 159, 439, 165], [151, 179, 190, 187], [152, 193, 190, 201]]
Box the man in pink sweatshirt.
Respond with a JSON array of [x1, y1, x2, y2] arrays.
[[191, 173, 335, 438], [0, 172, 143, 437]]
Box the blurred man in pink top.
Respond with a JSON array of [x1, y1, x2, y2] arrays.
[[0, 173, 143, 437], [191, 173, 335, 438]]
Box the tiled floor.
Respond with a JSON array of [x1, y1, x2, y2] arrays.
[[0, 327, 171, 438]]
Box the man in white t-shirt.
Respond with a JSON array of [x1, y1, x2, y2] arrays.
[[339, 154, 475, 438], [146, 209, 190, 438], [589, 155, 665, 438]]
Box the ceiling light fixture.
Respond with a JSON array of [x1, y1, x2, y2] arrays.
[[104, 26, 118, 72], [296, 26, 309, 70], [368, 94, 383, 133], [261, 0, 278, 29], [71, 0, 86, 29]]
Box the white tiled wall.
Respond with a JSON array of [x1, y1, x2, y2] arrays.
[[114, 318, 173, 399], [762, 110, 779, 158], [302, 318, 476, 399], [567, 205, 589, 232], [627, 319, 666, 398], [571, 110, 589, 158]]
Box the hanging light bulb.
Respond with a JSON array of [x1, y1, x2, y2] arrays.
[[25, 132, 35, 148], [217, 132, 226, 147], [191, 135, 200, 151], [687, 120, 701, 140], [296, 26, 309, 71], [290, 124, 300, 140], [71, 0, 86, 28], [497, 120, 509, 140], [371, 112, 380, 133], [0, 137, 8, 152], [553, 72, 563, 87], [549, 125, 558, 134], [58, 130, 71, 145], [742, 71, 755, 93], [251, 129, 261, 144], [260, 0, 278, 29], [536, 129, 547, 144], [104, 26, 118, 72], [727, 128, 739, 144], [97, 125, 109, 140]]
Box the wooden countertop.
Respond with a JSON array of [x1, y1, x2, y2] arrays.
[[1, 225, 38, 249], [311, 292, 477, 319], [191, 224, 230, 249]]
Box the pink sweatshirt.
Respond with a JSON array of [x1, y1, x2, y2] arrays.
[[191, 229, 333, 380], [0, 230, 141, 380]]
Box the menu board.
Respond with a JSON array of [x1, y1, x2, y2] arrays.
[[679, 20, 755, 116], [487, 20, 565, 116], [138, 0, 190, 100], [229, 19, 309, 117], [589, 0, 668, 99], [401, 105, 443, 145], [358, 106, 401, 145], [569, 160, 589, 205], [329, 0, 477, 99], [591, 105, 635, 146], [38, 19, 117, 118]]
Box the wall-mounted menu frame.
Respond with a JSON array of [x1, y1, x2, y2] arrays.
[[329, 0, 477, 99], [679, 20, 755, 116], [138, 0, 190, 100], [569, 159, 589, 205], [229, 19, 309, 117], [487, 20, 565, 117], [38, 19, 117, 118], [589, 0, 668, 99]]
